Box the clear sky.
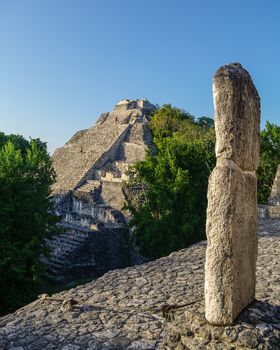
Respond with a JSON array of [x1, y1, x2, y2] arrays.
[[0, 0, 279, 153]]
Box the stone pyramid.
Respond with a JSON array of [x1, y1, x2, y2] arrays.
[[52, 99, 155, 196], [45, 99, 156, 282]]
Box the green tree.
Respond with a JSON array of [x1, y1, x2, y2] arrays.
[[258, 121, 280, 203], [0, 137, 59, 314], [196, 116, 215, 129], [0, 132, 30, 154], [149, 104, 195, 139], [125, 105, 215, 258]]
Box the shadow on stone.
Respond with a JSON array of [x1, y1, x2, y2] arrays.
[[161, 299, 280, 349]]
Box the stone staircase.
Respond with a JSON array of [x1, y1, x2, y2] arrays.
[[51, 120, 130, 194], [43, 228, 92, 282], [43, 222, 130, 283], [77, 180, 101, 193]]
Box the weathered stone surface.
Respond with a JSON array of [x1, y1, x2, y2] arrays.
[[258, 165, 280, 220], [41, 224, 130, 284], [269, 164, 280, 206], [205, 162, 258, 324], [52, 99, 155, 194], [205, 63, 260, 325], [266, 164, 280, 219], [45, 99, 156, 282], [0, 230, 279, 349], [213, 63, 260, 171]]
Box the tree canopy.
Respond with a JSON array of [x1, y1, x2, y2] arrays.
[[125, 106, 280, 259], [125, 105, 216, 258], [258, 121, 280, 203], [0, 134, 59, 314]]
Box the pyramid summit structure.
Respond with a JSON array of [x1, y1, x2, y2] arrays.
[[52, 99, 156, 195]]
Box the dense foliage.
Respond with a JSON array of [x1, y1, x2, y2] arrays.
[[0, 134, 59, 314], [125, 105, 216, 258], [258, 121, 280, 203], [126, 106, 280, 259]]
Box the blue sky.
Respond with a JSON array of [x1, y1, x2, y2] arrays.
[[0, 0, 279, 153]]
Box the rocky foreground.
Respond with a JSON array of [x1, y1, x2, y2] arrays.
[[0, 221, 279, 350]]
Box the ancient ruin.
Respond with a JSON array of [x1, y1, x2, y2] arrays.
[[205, 63, 261, 325], [44, 99, 156, 282], [265, 164, 280, 218], [0, 234, 279, 349], [0, 75, 279, 350], [269, 164, 280, 206], [258, 164, 280, 219]]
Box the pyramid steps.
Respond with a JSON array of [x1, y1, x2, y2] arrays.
[[77, 180, 101, 193], [44, 229, 91, 280]]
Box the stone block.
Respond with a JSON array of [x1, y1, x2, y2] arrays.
[[205, 63, 260, 325], [205, 161, 258, 324], [213, 63, 260, 171], [267, 205, 280, 219]]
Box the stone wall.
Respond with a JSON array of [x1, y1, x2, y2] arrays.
[[43, 225, 130, 283], [100, 181, 127, 212]]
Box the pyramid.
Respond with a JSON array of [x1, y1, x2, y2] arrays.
[[45, 99, 156, 282]]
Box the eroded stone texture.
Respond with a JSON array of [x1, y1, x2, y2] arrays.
[[0, 233, 279, 350], [213, 63, 260, 171], [205, 63, 260, 325], [258, 165, 280, 219], [52, 99, 155, 194], [269, 165, 280, 204]]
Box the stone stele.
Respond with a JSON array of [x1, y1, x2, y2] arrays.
[[205, 63, 260, 325]]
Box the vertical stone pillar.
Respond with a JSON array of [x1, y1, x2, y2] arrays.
[[269, 164, 280, 206], [205, 63, 260, 325]]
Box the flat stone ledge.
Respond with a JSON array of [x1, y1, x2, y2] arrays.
[[0, 234, 279, 350]]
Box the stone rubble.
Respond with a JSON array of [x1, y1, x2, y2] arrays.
[[0, 223, 279, 349]]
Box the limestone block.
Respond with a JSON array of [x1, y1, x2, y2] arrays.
[[213, 63, 260, 171], [267, 204, 280, 219], [205, 161, 258, 324]]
